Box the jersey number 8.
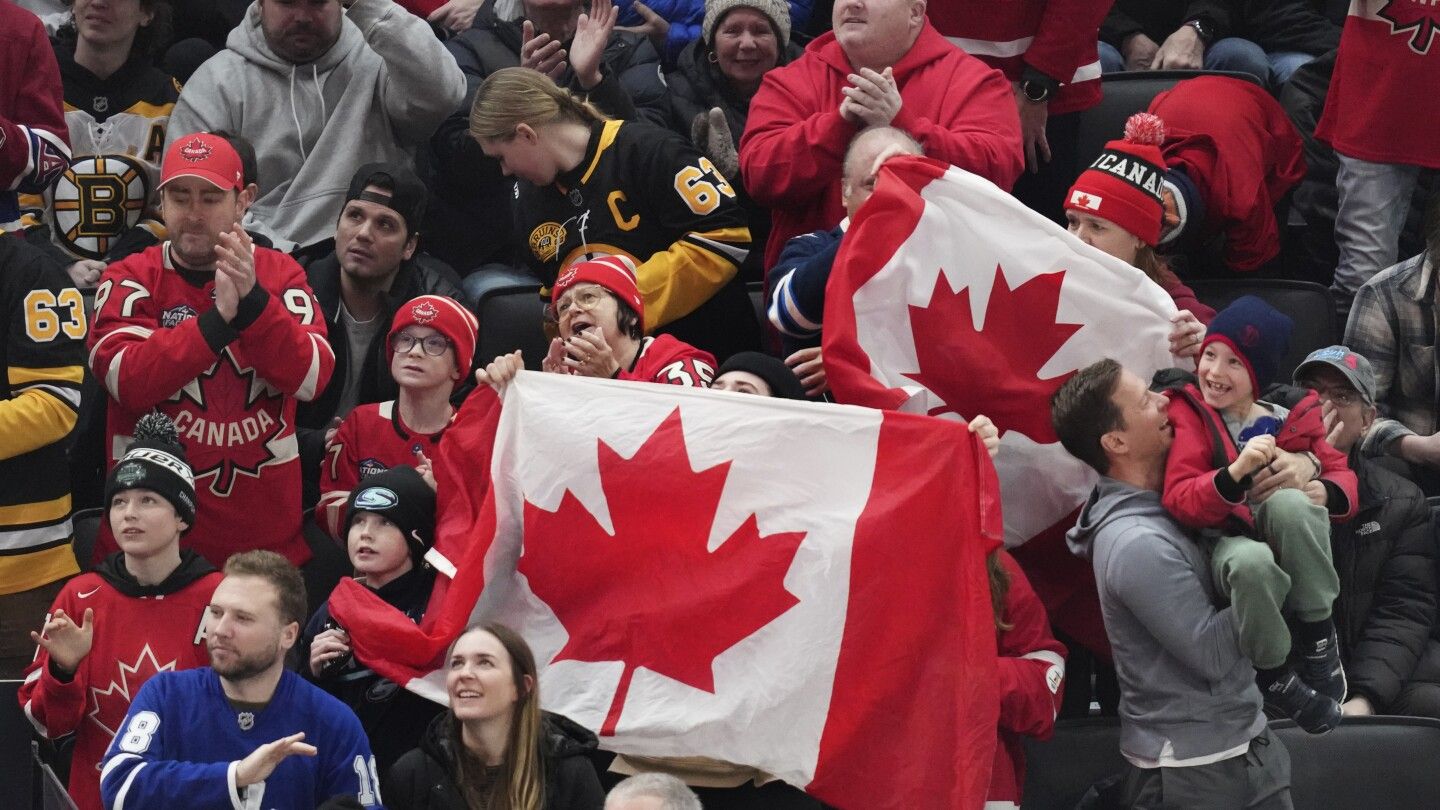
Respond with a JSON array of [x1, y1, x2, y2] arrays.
[[118, 710, 160, 754], [673, 158, 737, 216]]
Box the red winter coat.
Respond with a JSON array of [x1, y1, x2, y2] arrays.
[[740, 21, 1023, 268], [1147, 77, 1305, 273], [926, 0, 1110, 116], [1162, 385, 1357, 532], [990, 551, 1067, 808]]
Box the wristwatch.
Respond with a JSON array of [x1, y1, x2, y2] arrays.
[[1183, 17, 1214, 46], [1020, 67, 1060, 103]]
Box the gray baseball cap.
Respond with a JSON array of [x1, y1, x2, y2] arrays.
[[1292, 345, 1377, 406]]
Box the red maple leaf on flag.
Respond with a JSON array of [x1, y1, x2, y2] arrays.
[[903, 265, 1081, 443], [520, 408, 805, 736], [1378, 0, 1440, 54]]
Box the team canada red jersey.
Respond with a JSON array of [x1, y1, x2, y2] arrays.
[[927, 0, 1109, 116], [88, 243, 335, 566], [620, 334, 716, 387], [1316, 0, 1440, 168], [316, 399, 449, 539], [18, 567, 221, 810]]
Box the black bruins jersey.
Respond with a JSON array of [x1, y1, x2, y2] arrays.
[[515, 119, 758, 358], [21, 47, 177, 261], [0, 234, 85, 594]]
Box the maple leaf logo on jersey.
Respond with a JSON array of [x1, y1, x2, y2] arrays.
[[903, 265, 1080, 443], [171, 348, 290, 497], [1378, 0, 1440, 54], [520, 409, 805, 736], [89, 645, 176, 740]]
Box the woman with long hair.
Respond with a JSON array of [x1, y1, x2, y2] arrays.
[[1063, 113, 1216, 360], [469, 66, 758, 361], [387, 623, 604, 810]]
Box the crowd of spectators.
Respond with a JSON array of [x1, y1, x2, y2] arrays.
[[3, 0, 1439, 806]]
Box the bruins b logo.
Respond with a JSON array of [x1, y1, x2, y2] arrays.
[[529, 222, 567, 262], [51, 155, 151, 260]]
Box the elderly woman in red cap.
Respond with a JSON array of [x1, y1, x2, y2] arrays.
[[476, 257, 717, 394], [540, 256, 718, 387], [1063, 113, 1214, 359]]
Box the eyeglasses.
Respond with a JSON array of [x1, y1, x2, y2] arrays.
[[546, 286, 610, 322], [391, 332, 452, 356], [1300, 381, 1363, 408]]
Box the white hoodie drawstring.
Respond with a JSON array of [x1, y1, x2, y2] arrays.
[[289, 66, 308, 162], [312, 64, 327, 122]]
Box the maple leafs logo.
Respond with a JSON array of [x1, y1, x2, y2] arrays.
[[904, 265, 1080, 443], [1378, 0, 1440, 54], [520, 409, 805, 736], [171, 348, 288, 496], [89, 645, 176, 742]]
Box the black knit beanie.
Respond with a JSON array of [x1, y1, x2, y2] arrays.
[[104, 412, 197, 530]]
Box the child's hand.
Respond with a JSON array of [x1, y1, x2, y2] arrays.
[[1230, 433, 1277, 480], [1302, 479, 1327, 507]]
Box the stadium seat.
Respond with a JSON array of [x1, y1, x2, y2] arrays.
[[1021, 717, 1124, 810], [71, 507, 104, 573], [1075, 71, 1264, 169], [747, 281, 765, 331], [466, 266, 550, 371], [1186, 278, 1337, 374], [0, 680, 37, 809], [1271, 716, 1440, 809]]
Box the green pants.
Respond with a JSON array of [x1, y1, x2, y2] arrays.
[[1209, 488, 1340, 670]]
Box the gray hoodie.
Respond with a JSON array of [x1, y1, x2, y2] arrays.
[[167, 0, 464, 250], [1067, 476, 1266, 762]]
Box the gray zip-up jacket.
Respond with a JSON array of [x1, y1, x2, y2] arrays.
[[1068, 476, 1266, 762], [168, 0, 464, 250]]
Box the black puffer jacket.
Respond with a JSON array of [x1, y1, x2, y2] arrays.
[[663, 37, 800, 283], [1329, 453, 1439, 712], [386, 712, 605, 810]]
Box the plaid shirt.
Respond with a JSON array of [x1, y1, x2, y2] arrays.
[[1344, 252, 1437, 456]]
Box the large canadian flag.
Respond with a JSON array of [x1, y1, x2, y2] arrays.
[[332, 371, 1005, 809], [823, 156, 1180, 654]]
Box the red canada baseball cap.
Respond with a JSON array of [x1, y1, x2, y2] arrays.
[[160, 133, 244, 192]]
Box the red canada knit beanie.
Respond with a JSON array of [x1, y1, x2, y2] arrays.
[[1065, 113, 1168, 247]]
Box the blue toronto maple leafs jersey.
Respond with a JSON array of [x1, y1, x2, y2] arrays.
[[100, 668, 383, 810]]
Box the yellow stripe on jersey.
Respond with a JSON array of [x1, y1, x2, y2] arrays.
[[0, 545, 79, 597], [636, 225, 751, 330], [0, 493, 71, 526], [579, 120, 625, 186], [0, 379, 82, 459], [10, 365, 86, 387]]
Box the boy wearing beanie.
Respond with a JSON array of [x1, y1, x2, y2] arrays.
[[316, 294, 476, 539], [300, 464, 442, 775], [1162, 296, 1358, 734], [19, 414, 223, 810]]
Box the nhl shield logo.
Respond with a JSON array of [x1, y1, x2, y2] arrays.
[[237, 711, 255, 731], [179, 137, 213, 163]]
